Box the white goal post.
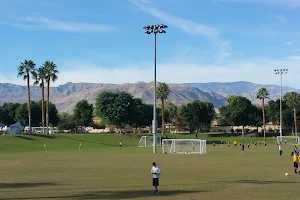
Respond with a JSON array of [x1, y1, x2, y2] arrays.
[[162, 139, 207, 155], [32, 127, 54, 134], [137, 136, 161, 147], [277, 136, 300, 145]]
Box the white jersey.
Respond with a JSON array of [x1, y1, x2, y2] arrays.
[[279, 145, 282, 151], [151, 165, 161, 178]]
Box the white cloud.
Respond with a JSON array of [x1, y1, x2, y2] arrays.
[[288, 56, 300, 60], [130, 0, 219, 37], [4, 16, 117, 32], [215, 0, 300, 8], [275, 15, 287, 23], [129, 0, 231, 60], [2, 56, 298, 88]]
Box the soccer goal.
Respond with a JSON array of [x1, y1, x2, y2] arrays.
[[32, 127, 54, 134], [162, 139, 207, 155], [277, 136, 300, 145], [137, 136, 161, 147]]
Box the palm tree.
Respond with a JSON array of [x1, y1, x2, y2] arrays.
[[17, 60, 36, 132], [284, 92, 300, 135], [157, 83, 170, 135], [257, 88, 269, 143], [33, 66, 47, 134], [43, 61, 59, 133]]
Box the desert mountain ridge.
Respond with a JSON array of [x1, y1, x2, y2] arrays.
[[0, 81, 299, 113]]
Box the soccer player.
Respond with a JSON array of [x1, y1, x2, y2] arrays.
[[293, 152, 299, 173], [247, 142, 250, 148], [234, 140, 237, 147], [278, 143, 282, 156], [241, 143, 245, 152], [151, 162, 161, 194], [119, 141, 122, 147]]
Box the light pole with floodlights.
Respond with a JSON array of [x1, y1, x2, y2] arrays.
[[143, 24, 168, 154], [274, 69, 288, 143]]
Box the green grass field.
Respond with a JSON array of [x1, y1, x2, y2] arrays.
[[0, 133, 299, 200]]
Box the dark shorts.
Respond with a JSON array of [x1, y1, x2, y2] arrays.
[[294, 162, 298, 168], [153, 178, 159, 186]]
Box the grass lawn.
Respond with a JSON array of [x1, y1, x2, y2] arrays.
[[0, 133, 299, 200]]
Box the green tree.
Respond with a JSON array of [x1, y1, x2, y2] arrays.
[[95, 91, 136, 130], [47, 102, 60, 127], [157, 83, 170, 135], [33, 66, 47, 131], [1, 103, 20, 125], [257, 88, 270, 143], [284, 92, 300, 134], [73, 100, 94, 127], [17, 59, 36, 131], [57, 112, 76, 131], [266, 99, 296, 132], [219, 96, 258, 137], [202, 101, 216, 129], [0, 106, 3, 124], [265, 100, 280, 128], [14, 101, 40, 126], [13, 101, 59, 127], [165, 101, 179, 132], [44, 61, 59, 131], [179, 100, 215, 133], [129, 98, 152, 131]]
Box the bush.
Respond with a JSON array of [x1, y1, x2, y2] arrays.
[[210, 128, 227, 133]]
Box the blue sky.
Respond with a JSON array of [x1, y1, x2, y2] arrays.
[[0, 0, 300, 87]]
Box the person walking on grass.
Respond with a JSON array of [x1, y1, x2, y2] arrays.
[[151, 162, 161, 194]]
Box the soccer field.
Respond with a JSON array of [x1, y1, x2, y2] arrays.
[[0, 134, 299, 200]]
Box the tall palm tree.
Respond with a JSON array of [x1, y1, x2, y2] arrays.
[[43, 61, 59, 133], [17, 60, 36, 132], [284, 92, 300, 135], [157, 82, 170, 135], [33, 66, 47, 133], [257, 88, 269, 143]]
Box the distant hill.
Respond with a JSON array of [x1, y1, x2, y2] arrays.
[[0, 82, 227, 113], [0, 81, 298, 113], [183, 81, 300, 105]]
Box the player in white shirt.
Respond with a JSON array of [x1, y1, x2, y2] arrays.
[[151, 162, 161, 194], [279, 143, 283, 156]]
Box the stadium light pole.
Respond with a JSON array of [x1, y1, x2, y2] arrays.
[[143, 24, 168, 154], [274, 69, 288, 143]]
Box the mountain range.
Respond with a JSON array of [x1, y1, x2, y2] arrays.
[[0, 81, 299, 113]]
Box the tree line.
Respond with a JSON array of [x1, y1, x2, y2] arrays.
[[3, 60, 300, 137], [0, 101, 59, 127]]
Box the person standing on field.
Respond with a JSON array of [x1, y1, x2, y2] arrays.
[[151, 162, 161, 194], [293, 152, 299, 173], [278, 143, 283, 156]]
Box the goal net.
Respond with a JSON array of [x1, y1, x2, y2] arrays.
[[162, 139, 207, 154], [137, 136, 161, 147], [32, 127, 54, 134], [277, 136, 300, 145]]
